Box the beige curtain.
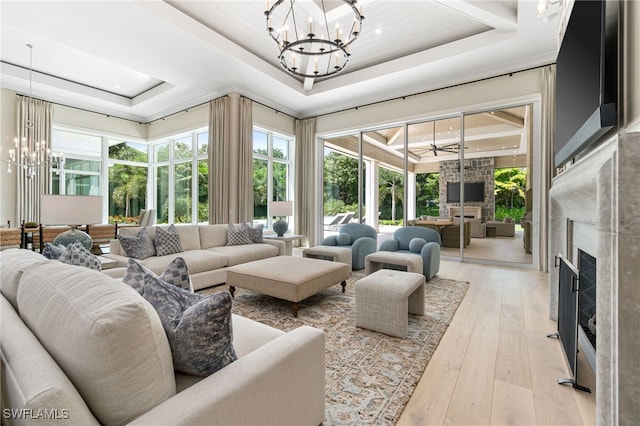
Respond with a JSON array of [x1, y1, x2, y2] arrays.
[[208, 96, 230, 224], [238, 97, 253, 223], [294, 118, 317, 246], [539, 65, 556, 272], [16, 95, 53, 224]]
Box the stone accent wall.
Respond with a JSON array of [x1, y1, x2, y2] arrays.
[[439, 157, 495, 220]]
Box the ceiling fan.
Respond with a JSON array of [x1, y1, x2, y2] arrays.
[[430, 141, 463, 156]]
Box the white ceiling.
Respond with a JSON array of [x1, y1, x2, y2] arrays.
[[0, 0, 561, 123]]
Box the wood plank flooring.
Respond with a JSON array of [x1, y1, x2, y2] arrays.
[[397, 260, 596, 426]]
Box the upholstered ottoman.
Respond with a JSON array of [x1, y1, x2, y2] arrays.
[[355, 269, 426, 338], [364, 251, 423, 275], [302, 246, 352, 269], [226, 256, 349, 317]]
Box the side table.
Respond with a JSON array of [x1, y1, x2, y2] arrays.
[[263, 234, 306, 256], [98, 256, 119, 270]]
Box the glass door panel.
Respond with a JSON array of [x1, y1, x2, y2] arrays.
[[461, 105, 532, 264]]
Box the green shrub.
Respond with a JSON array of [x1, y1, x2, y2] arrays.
[[494, 206, 525, 222]]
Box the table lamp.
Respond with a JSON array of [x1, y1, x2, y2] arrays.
[[270, 201, 293, 237], [40, 195, 103, 250]]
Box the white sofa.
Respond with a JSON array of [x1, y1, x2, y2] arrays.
[[0, 249, 326, 426], [104, 224, 285, 291]]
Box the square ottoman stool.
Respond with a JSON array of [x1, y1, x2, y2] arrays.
[[355, 269, 426, 338], [302, 246, 352, 269]]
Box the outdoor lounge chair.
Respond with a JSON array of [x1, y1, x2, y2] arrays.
[[324, 213, 345, 230]]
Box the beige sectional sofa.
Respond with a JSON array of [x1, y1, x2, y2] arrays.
[[104, 224, 285, 291], [0, 249, 326, 426]]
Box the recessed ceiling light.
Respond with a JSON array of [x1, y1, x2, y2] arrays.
[[375, 27, 382, 35], [115, 84, 120, 89], [502, 146, 506, 149]]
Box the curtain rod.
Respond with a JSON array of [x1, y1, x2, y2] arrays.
[[304, 63, 555, 120]]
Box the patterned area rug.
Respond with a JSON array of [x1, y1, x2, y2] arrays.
[[200, 272, 469, 425]]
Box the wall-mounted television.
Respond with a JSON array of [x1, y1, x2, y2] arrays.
[[446, 181, 484, 203], [554, 0, 619, 167]]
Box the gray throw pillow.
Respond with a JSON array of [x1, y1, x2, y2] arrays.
[[226, 223, 253, 246], [118, 227, 156, 259], [58, 242, 101, 271], [42, 242, 66, 259], [123, 257, 191, 294], [155, 224, 183, 256], [246, 222, 264, 243], [141, 275, 238, 376]]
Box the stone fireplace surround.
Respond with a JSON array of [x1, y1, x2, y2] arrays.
[[548, 132, 639, 425]]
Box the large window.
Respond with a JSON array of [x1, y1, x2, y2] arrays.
[[51, 129, 102, 196], [108, 140, 148, 223], [253, 128, 293, 229], [151, 130, 209, 224]]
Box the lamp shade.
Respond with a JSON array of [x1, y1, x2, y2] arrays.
[[40, 195, 103, 225], [270, 201, 293, 217]]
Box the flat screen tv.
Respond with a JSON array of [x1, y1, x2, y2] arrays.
[[554, 0, 618, 167], [446, 182, 484, 203]]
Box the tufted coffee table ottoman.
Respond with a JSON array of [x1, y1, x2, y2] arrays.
[[226, 256, 349, 317]]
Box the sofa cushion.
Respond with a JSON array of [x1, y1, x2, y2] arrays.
[[155, 224, 183, 256], [226, 223, 253, 246], [58, 241, 101, 271], [118, 226, 156, 259], [0, 249, 49, 311], [141, 250, 228, 275], [141, 275, 238, 376], [17, 261, 176, 426], [123, 257, 191, 293], [173, 224, 201, 251], [198, 224, 229, 249], [1, 295, 99, 425], [208, 243, 279, 267]]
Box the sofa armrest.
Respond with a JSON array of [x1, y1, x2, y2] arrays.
[[109, 238, 123, 256], [261, 239, 286, 256], [128, 325, 326, 426], [379, 239, 398, 252], [351, 236, 377, 270]]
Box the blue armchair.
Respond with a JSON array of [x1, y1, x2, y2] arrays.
[[379, 227, 441, 280], [320, 223, 377, 270]]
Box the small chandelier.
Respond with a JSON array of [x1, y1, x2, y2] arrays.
[[5, 44, 64, 178], [265, 0, 364, 79]]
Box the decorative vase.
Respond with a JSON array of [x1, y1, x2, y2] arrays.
[[272, 219, 288, 237], [53, 227, 93, 250]]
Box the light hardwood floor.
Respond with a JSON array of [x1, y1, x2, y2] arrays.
[[397, 260, 596, 426]]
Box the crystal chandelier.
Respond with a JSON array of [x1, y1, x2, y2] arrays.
[[265, 0, 364, 79], [5, 44, 64, 178]]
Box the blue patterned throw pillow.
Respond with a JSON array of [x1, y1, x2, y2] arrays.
[[58, 242, 101, 271], [155, 224, 183, 256], [226, 223, 253, 246], [118, 227, 156, 260], [123, 257, 191, 294], [141, 275, 238, 376], [246, 222, 264, 243], [42, 242, 66, 259]]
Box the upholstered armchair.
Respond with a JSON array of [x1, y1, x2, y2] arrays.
[[378, 227, 441, 281], [320, 223, 378, 270]]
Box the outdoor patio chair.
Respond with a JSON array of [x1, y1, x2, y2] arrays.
[[324, 213, 346, 230]]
